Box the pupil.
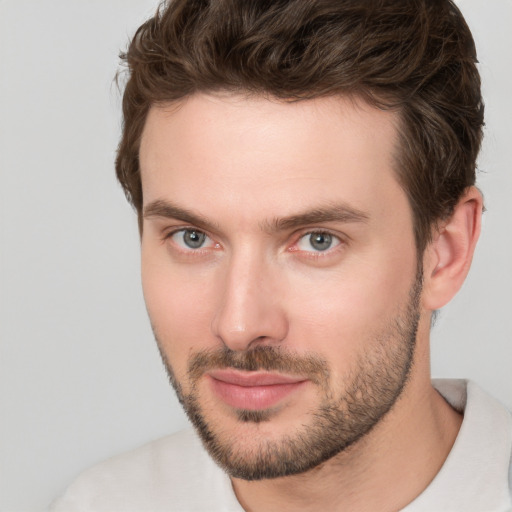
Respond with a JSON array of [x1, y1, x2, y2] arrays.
[[310, 233, 332, 251], [183, 230, 205, 249]]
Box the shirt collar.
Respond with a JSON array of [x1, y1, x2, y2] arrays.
[[402, 379, 512, 511]]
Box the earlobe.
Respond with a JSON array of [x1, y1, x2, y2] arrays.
[[422, 186, 483, 310]]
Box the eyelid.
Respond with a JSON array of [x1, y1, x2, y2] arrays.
[[160, 224, 345, 255], [289, 229, 345, 254], [162, 224, 206, 240], [163, 226, 220, 252]]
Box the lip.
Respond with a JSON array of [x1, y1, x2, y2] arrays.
[[207, 369, 308, 411]]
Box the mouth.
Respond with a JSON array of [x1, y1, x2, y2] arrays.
[[207, 369, 308, 411]]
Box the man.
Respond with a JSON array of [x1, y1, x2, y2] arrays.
[[51, 0, 512, 510]]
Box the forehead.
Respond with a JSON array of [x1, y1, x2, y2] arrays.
[[139, 93, 405, 224]]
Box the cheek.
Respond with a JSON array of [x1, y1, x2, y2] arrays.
[[285, 251, 416, 370], [141, 251, 219, 376]]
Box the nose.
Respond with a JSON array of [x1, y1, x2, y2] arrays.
[[211, 250, 288, 352]]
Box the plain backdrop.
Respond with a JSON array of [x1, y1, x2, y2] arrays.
[[0, 1, 511, 511]]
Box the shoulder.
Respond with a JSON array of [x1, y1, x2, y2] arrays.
[[50, 429, 240, 512]]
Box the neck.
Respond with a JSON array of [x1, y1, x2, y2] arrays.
[[230, 356, 462, 512]]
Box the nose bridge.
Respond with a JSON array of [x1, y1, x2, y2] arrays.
[[211, 244, 287, 351]]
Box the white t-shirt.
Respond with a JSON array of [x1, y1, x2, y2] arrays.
[[50, 380, 512, 511]]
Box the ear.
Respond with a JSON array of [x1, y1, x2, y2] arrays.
[[422, 186, 483, 311]]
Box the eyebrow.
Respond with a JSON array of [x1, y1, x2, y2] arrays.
[[143, 200, 220, 232], [263, 204, 370, 233], [143, 199, 369, 233]]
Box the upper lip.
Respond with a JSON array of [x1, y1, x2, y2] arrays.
[[208, 369, 307, 387]]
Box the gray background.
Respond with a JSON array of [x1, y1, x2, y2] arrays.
[[0, 1, 510, 511]]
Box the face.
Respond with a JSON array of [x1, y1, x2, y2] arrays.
[[139, 93, 422, 480]]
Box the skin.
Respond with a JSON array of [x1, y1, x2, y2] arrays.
[[139, 93, 482, 511]]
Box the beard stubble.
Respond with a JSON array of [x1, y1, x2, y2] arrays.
[[155, 269, 423, 481]]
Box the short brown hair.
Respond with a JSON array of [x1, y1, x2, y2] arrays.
[[116, 0, 484, 252]]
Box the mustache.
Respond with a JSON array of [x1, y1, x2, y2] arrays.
[[188, 345, 329, 387]]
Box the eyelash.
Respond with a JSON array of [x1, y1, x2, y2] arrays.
[[162, 227, 345, 257], [162, 227, 219, 254], [290, 230, 344, 258]]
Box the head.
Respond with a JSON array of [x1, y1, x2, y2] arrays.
[[116, 0, 484, 480], [117, 0, 484, 254]]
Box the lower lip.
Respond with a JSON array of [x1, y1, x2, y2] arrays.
[[209, 377, 307, 411]]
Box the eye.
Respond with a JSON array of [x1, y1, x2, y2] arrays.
[[296, 232, 341, 252], [169, 229, 215, 250]]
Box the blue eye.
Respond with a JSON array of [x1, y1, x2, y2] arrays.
[[296, 232, 341, 252], [170, 229, 212, 250]]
